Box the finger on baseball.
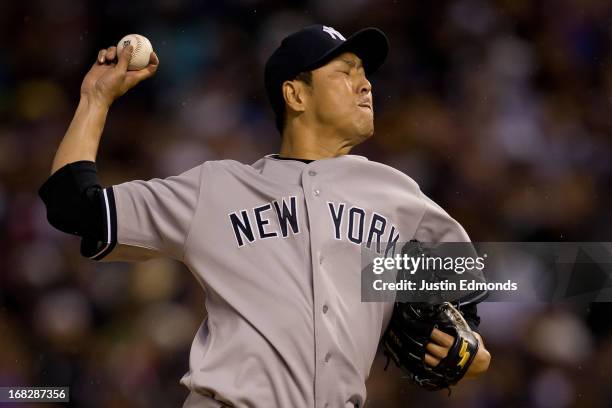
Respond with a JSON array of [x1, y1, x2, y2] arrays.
[[426, 341, 449, 360], [129, 53, 159, 80], [148, 51, 159, 67], [117, 44, 133, 71], [125, 68, 156, 88], [424, 353, 440, 367], [106, 46, 117, 61], [430, 328, 454, 347], [97, 49, 107, 64], [143, 52, 159, 75]]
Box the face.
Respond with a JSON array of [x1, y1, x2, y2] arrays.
[[305, 52, 374, 141]]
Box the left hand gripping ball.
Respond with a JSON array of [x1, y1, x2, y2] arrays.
[[117, 34, 153, 70]]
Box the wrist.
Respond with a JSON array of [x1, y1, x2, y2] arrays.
[[79, 93, 112, 112]]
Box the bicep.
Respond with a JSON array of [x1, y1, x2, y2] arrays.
[[107, 166, 202, 261], [39, 161, 202, 263]]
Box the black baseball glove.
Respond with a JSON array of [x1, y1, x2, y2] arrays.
[[381, 301, 480, 392]]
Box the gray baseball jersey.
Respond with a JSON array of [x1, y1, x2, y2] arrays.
[[92, 154, 470, 408]]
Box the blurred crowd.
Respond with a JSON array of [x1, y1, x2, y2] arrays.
[[1, 0, 612, 407]]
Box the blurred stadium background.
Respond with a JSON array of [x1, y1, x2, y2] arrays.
[[1, 0, 612, 407]]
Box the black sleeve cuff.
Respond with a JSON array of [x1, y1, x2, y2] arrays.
[[38, 161, 117, 260]]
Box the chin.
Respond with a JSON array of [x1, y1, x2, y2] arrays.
[[339, 115, 374, 144], [349, 129, 373, 146], [356, 120, 374, 142]]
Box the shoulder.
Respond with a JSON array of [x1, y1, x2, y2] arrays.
[[201, 159, 259, 174], [345, 155, 422, 195]]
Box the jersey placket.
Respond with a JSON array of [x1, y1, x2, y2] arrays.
[[302, 165, 336, 408]]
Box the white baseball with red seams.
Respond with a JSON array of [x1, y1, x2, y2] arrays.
[[116, 34, 153, 70]]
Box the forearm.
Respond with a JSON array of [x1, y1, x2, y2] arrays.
[[51, 96, 109, 175]]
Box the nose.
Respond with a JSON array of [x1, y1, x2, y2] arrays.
[[358, 76, 372, 95]]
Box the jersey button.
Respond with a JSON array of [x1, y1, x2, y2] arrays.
[[314, 189, 320, 196], [308, 170, 317, 176], [323, 305, 328, 314]]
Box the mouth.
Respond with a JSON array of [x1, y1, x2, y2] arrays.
[[358, 102, 372, 111]]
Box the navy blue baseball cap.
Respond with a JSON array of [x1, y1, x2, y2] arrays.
[[265, 24, 389, 133]]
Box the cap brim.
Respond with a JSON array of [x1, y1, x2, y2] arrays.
[[306, 27, 389, 75]]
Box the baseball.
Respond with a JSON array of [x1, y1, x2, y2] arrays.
[[116, 34, 154, 71]]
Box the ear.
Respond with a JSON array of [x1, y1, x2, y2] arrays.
[[282, 80, 309, 113]]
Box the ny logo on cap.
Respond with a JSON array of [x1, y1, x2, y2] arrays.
[[322, 26, 346, 41]]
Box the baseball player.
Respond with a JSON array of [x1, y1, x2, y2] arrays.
[[39, 25, 491, 407]]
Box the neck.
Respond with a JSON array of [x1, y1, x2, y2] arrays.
[[279, 122, 356, 160]]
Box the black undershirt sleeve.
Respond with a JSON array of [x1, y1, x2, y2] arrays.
[[38, 161, 117, 260], [459, 302, 481, 333]]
